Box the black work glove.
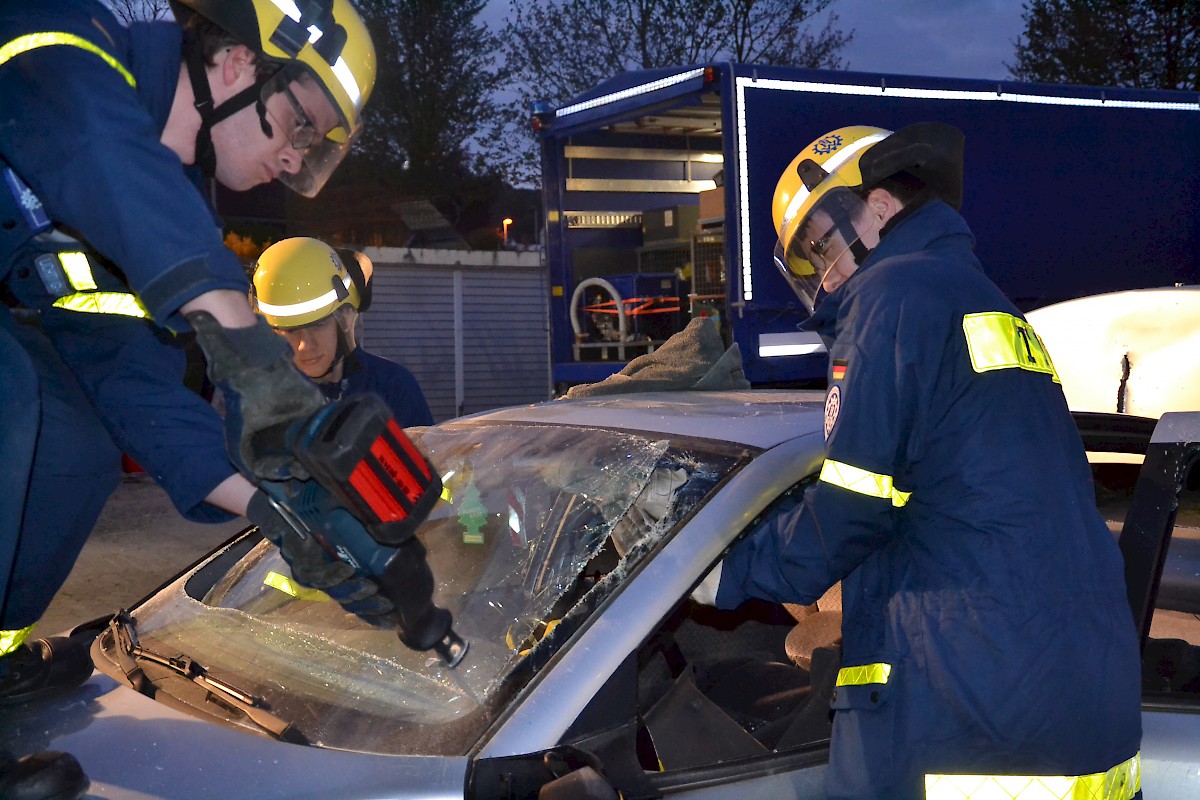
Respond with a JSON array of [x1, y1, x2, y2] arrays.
[[189, 312, 324, 481], [246, 489, 395, 619]]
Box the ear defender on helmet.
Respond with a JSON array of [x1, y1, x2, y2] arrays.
[[336, 248, 373, 313]]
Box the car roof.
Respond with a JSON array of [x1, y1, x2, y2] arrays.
[[445, 390, 828, 449]]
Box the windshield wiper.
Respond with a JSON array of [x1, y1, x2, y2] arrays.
[[107, 610, 308, 745]]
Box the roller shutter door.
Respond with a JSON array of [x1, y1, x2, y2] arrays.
[[361, 249, 550, 421]]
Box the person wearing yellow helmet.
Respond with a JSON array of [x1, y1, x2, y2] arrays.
[[708, 123, 1142, 798], [252, 238, 433, 428], [770, 124, 964, 313], [0, 2, 380, 791], [168, 0, 376, 197]]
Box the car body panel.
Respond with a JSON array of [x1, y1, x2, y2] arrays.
[[1139, 709, 1200, 797], [448, 390, 827, 450], [3, 660, 468, 800], [1, 393, 1196, 799]]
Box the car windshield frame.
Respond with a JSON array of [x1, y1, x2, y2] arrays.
[[110, 419, 752, 756]]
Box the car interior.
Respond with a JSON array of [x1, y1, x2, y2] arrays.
[[636, 593, 841, 769], [629, 481, 843, 773]]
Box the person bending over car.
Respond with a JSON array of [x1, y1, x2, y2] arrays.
[[251, 237, 433, 428], [704, 123, 1142, 799], [0, 1, 392, 795]]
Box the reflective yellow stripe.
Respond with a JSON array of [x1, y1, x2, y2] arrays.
[[53, 292, 148, 318], [0, 32, 136, 88], [262, 571, 328, 601], [962, 312, 1061, 383], [59, 252, 97, 290], [0, 625, 35, 657], [925, 752, 1140, 800], [47, 253, 148, 318], [820, 459, 911, 508], [836, 662, 891, 686], [254, 273, 354, 319]]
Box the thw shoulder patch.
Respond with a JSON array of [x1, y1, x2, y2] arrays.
[[824, 385, 841, 440], [831, 358, 848, 381]]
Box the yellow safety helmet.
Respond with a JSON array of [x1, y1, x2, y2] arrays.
[[772, 126, 890, 254], [251, 237, 362, 329], [172, 0, 376, 196], [771, 122, 964, 311], [771, 126, 891, 311]]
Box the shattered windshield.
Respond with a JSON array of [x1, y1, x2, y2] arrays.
[[127, 422, 744, 755]]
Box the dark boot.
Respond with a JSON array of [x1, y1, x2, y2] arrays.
[[0, 637, 93, 706], [0, 750, 89, 800]]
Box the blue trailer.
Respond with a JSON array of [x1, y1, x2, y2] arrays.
[[536, 63, 1200, 389]]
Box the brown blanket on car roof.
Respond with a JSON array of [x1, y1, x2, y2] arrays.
[[564, 317, 750, 398]]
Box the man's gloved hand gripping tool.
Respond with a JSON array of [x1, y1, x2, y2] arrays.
[[189, 313, 466, 667], [263, 393, 468, 667]]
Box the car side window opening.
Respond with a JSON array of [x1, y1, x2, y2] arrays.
[[622, 477, 840, 776], [1140, 472, 1200, 702], [1097, 458, 1200, 705]]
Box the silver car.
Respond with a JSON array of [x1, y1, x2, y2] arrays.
[[3, 391, 1198, 799]]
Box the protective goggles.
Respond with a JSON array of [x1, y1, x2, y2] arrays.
[[261, 71, 362, 198], [774, 184, 870, 313]]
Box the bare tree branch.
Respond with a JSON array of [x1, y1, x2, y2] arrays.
[[490, 0, 853, 186], [103, 0, 172, 24]]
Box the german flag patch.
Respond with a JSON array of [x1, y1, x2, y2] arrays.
[[831, 359, 848, 381]]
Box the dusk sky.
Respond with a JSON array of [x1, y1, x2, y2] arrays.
[[828, 0, 1027, 81], [481, 0, 1029, 83]]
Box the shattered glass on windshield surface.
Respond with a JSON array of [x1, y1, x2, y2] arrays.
[[130, 423, 743, 755]]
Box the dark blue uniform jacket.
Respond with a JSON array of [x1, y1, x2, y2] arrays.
[[318, 347, 434, 428], [0, 2, 246, 522], [0, 1, 248, 327], [717, 201, 1141, 798]]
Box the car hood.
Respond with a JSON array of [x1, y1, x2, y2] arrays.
[[0, 667, 467, 800]]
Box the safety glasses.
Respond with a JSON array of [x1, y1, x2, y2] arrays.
[[265, 83, 319, 152]]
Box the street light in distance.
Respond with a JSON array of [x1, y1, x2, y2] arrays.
[[502, 217, 513, 246]]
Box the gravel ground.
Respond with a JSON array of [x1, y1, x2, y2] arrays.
[[38, 473, 248, 636]]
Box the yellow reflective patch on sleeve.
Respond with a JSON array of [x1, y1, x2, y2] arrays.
[[59, 252, 97, 290], [52, 292, 148, 318], [0, 32, 136, 88], [962, 312, 1061, 383], [263, 571, 329, 602], [0, 625, 36, 657], [819, 459, 911, 507], [836, 662, 892, 686], [925, 751, 1140, 800]]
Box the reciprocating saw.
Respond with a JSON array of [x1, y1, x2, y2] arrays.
[[260, 392, 468, 667]]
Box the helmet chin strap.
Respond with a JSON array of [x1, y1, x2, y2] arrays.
[[183, 38, 277, 178], [831, 210, 873, 268], [312, 319, 355, 382], [849, 239, 872, 263]]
